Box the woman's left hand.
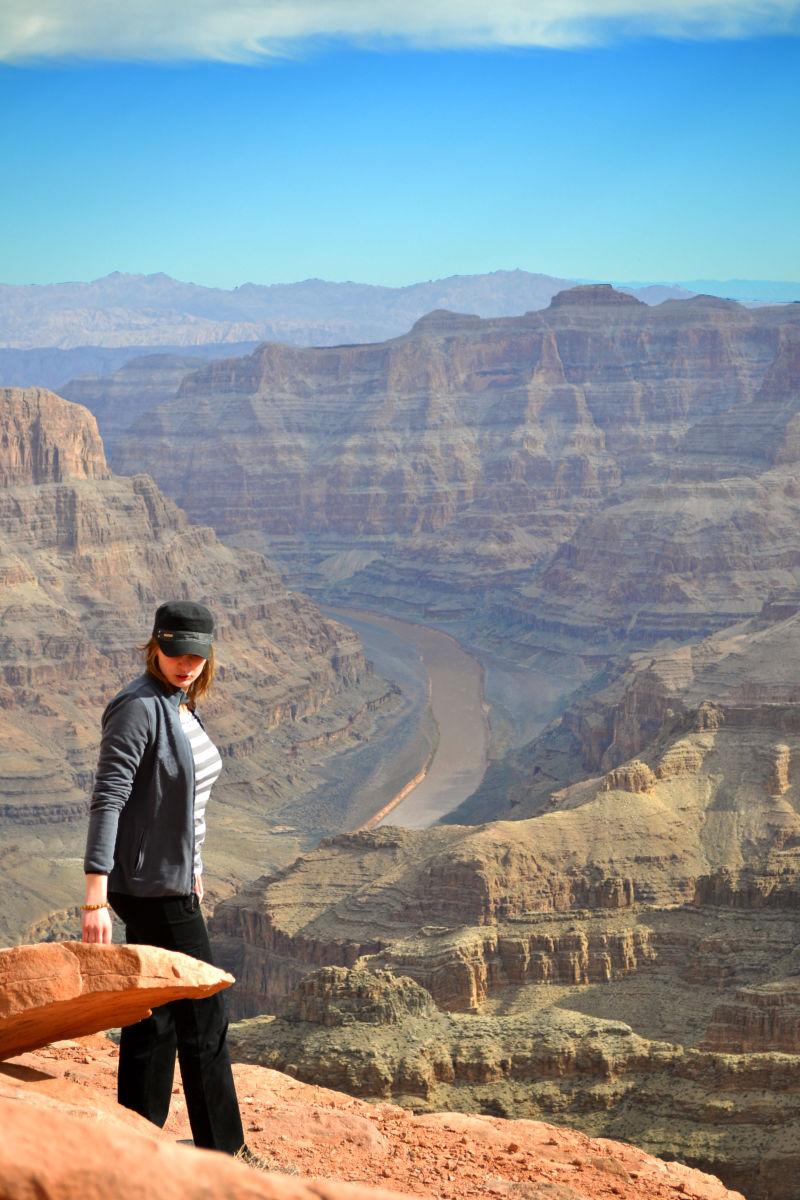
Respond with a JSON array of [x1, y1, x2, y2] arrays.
[[193, 875, 204, 903]]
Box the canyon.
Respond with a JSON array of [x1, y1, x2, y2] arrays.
[[7, 283, 800, 1197], [209, 600, 800, 1199], [0, 386, 408, 945], [97, 288, 798, 651], [228, 964, 800, 1200]]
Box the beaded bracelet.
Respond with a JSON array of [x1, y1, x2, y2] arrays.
[[80, 902, 110, 911]]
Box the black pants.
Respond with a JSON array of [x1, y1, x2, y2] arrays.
[[109, 891, 245, 1154]]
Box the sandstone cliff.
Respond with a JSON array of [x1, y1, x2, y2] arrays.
[[60, 352, 215, 444], [701, 978, 800, 1053], [106, 291, 800, 651], [456, 595, 800, 823], [211, 629, 800, 1012], [0, 387, 396, 945]]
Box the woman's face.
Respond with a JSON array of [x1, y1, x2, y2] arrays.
[[156, 649, 207, 691]]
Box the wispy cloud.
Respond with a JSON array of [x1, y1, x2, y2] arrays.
[[1, 0, 798, 63]]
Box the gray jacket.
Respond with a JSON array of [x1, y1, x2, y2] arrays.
[[84, 672, 199, 896]]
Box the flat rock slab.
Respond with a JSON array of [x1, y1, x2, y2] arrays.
[[0, 941, 233, 1060]]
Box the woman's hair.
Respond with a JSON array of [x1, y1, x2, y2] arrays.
[[140, 636, 216, 708]]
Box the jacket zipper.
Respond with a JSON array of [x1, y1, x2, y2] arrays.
[[180, 701, 197, 896], [189, 712, 197, 896]]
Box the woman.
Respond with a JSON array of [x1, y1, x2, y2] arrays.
[[82, 599, 246, 1156]]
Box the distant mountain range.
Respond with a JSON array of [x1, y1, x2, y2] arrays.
[[0, 269, 797, 390], [0, 269, 615, 352], [615, 278, 800, 304]]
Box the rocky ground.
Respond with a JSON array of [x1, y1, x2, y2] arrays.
[[0, 941, 741, 1200], [4, 1037, 742, 1200]]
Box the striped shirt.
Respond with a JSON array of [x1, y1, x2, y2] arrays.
[[179, 705, 223, 878]]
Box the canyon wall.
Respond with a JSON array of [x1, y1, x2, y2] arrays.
[[456, 593, 800, 823], [212, 598, 800, 1001], [102, 290, 800, 655]]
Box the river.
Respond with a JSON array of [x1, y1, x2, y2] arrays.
[[326, 608, 490, 829]]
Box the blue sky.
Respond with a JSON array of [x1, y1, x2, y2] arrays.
[[1, 3, 799, 287]]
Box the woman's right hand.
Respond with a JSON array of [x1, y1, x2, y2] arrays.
[[81, 907, 113, 944]]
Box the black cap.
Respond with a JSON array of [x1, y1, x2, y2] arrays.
[[153, 600, 214, 659]]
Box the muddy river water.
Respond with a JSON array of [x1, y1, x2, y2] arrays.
[[326, 608, 490, 829]]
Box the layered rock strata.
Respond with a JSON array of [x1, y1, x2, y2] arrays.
[[209, 825, 800, 1012], [228, 965, 790, 1200], [210, 591, 800, 1199], [60, 352, 218, 444], [207, 593, 800, 1016], [104, 291, 800, 656], [701, 979, 800, 1053], [456, 596, 800, 824], [0, 387, 395, 944]]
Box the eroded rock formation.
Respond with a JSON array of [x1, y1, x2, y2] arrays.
[[211, 680, 800, 1009], [228, 963, 793, 1200], [457, 595, 800, 825], [103, 291, 800, 658], [701, 979, 800, 1053], [209, 612, 800, 1198], [0, 941, 232, 1059]]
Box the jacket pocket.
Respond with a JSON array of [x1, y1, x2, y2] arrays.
[[133, 829, 148, 874]]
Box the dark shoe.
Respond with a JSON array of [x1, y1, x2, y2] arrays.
[[234, 1145, 298, 1175]]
